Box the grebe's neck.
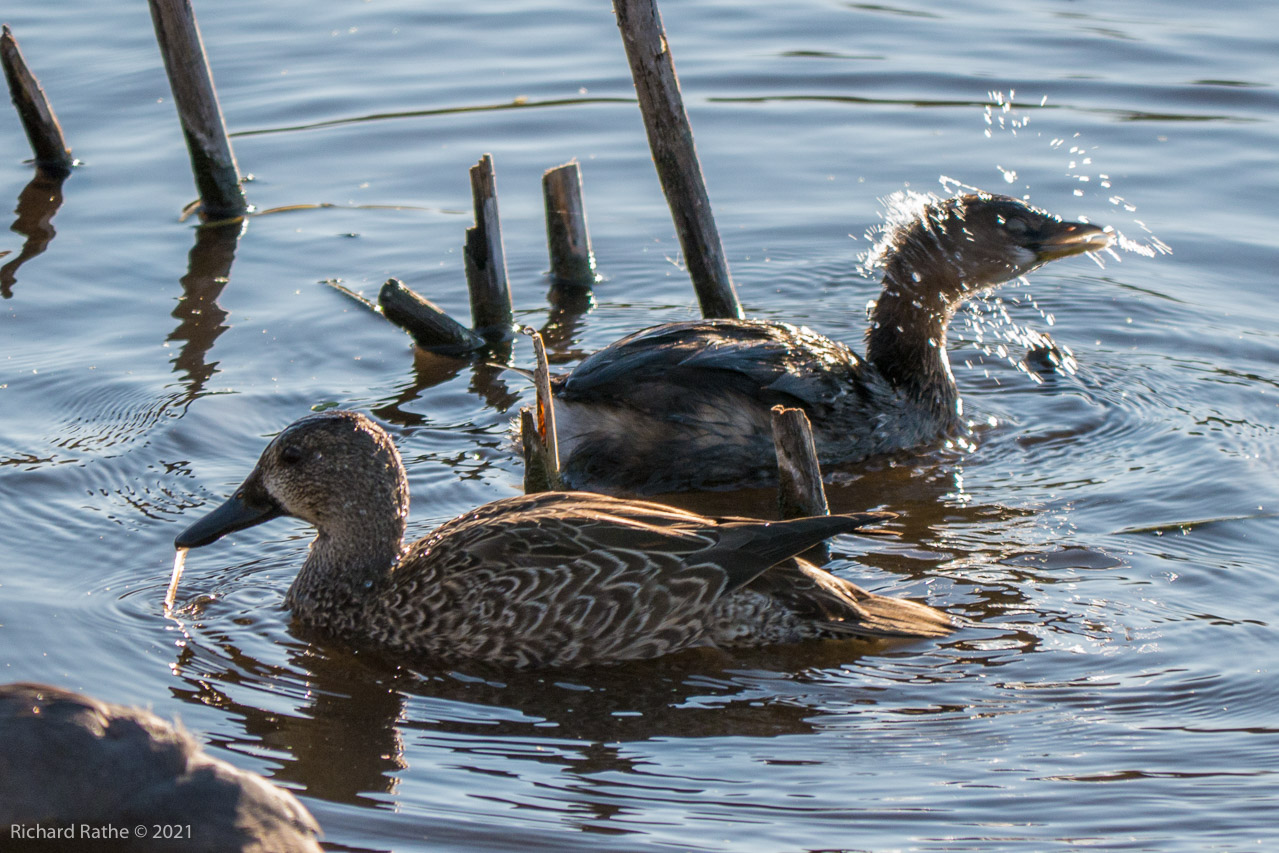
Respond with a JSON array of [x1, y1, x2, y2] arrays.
[[865, 255, 963, 418]]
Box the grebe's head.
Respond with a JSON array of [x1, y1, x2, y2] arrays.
[[871, 191, 1112, 302]]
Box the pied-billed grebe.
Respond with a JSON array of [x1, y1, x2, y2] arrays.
[[0, 683, 322, 852], [173, 411, 951, 668], [550, 192, 1111, 492]]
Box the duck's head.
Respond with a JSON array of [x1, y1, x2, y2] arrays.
[[175, 411, 408, 550], [878, 192, 1112, 303]]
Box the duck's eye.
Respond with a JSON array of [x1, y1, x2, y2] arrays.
[[280, 445, 305, 466]]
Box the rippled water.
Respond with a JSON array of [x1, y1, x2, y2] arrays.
[[2, 0, 1277, 850]]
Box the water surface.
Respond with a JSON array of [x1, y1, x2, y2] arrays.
[[2, 0, 1277, 850]]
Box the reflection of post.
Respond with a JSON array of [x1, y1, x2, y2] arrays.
[[467, 342, 519, 412], [168, 221, 242, 397], [537, 281, 594, 349], [0, 171, 66, 298], [369, 348, 468, 427]]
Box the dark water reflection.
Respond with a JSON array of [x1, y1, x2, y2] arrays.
[[168, 220, 241, 396], [2, 0, 1278, 850], [1, 170, 64, 298]]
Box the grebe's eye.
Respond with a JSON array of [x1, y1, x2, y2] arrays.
[[1002, 216, 1029, 235], [280, 445, 305, 466]]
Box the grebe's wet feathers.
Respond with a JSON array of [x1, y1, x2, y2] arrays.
[[549, 192, 1111, 493], [556, 320, 864, 412]]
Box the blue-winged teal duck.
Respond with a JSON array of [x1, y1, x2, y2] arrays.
[[174, 411, 951, 668], [550, 192, 1111, 492]]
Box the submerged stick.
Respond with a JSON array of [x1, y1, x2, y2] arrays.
[[164, 547, 188, 611], [378, 278, 486, 354], [771, 405, 830, 560], [520, 328, 562, 491], [612, 0, 742, 320], [464, 154, 515, 340], [542, 161, 597, 288], [0, 26, 74, 177], [147, 0, 248, 220]]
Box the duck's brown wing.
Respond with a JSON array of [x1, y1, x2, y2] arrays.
[[387, 492, 891, 666], [554, 319, 865, 414], [410, 492, 890, 588]]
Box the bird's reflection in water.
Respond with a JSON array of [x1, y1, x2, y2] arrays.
[[170, 637, 408, 805]]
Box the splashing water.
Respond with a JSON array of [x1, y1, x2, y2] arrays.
[[857, 189, 937, 276], [958, 288, 1078, 384], [980, 90, 1172, 261]]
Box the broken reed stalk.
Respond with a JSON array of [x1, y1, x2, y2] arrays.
[[147, 0, 248, 220], [612, 0, 742, 320], [542, 162, 597, 288], [520, 408, 552, 494], [378, 278, 485, 354], [464, 154, 516, 341], [0, 26, 74, 178], [771, 405, 831, 560], [521, 327, 562, 492]]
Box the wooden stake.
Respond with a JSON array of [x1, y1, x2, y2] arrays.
[[0, 26, 74, 178], [378, 278, 485, 354], [464, 154, 515, 340], [542, 161, 597, 288], [147, 0, 248, 220], [520, 327, 562, 491], [612, 0, 742, 320], [771, 405, 830, 560]]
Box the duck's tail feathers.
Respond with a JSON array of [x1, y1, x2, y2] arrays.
[[743, 558, 954, 639], [829, 585, 955, 638], [710, 512, 895, 592]]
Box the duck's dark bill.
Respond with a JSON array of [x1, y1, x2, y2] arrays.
[[1035, 222, 1112, 261], [175, 489, 282, 549]]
